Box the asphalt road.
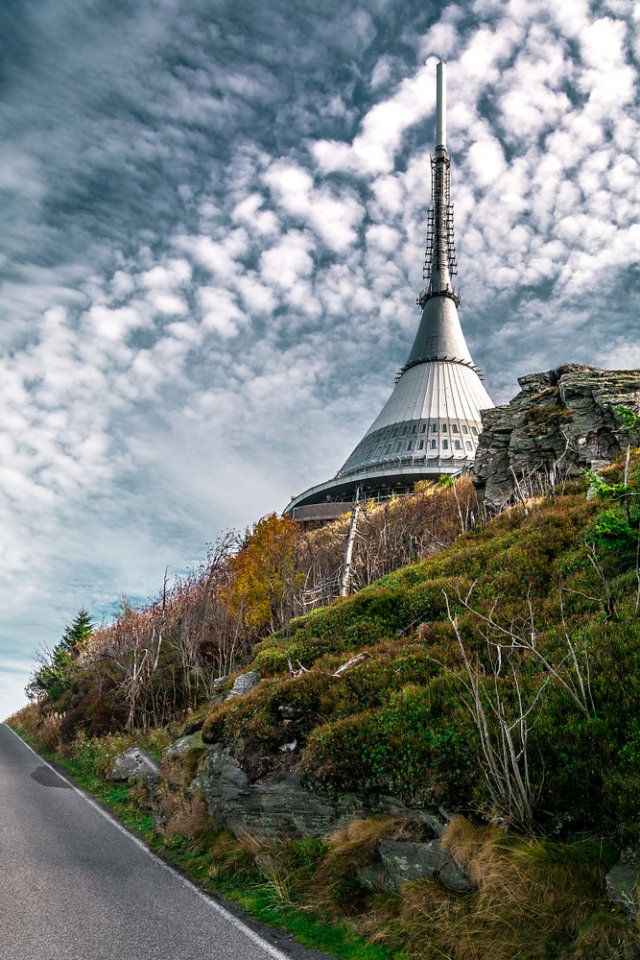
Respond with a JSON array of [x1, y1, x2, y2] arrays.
[[0, 723, 317, 960]]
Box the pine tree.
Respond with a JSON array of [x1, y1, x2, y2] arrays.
[[26, 609, 93, 703], [59, 609, 93, 655]]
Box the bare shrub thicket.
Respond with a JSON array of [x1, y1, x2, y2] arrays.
[[69, 478, 477, 733], [80, 531, 245, 730], [295, 476, 478, 611], [443, 582, 596, 829]]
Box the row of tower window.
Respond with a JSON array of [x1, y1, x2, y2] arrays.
[[381, 438, 474, 455], [387, 422, 479, 438], [353, 420, 479, 462]]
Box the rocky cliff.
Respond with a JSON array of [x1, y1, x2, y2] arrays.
[[473, 364, 640, 514]]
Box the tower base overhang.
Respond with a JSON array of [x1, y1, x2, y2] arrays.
[[285, 457, 471, 522]]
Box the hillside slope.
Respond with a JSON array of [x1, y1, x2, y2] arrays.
[[199, 463, 639, 841], [9, 451, 640, 960]]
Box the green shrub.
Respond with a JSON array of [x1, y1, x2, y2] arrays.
[[301, 680, 475, 806]]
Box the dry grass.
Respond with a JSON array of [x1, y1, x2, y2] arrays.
[[393, 817, 617, 960], [206, 829, 257, 881], [309, 816, 422, 914], [442, 815, 505, 887], [7, 702, 64, 748], [352, 892, 405, 948], [35, 711, 65, 750], [564, 912, 640, 960], [129, 777, 154, 810], [157, 789, 211, 840], [6, 702, 41, 735]]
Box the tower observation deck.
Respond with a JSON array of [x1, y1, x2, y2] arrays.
[[286, 62, 494, 522]]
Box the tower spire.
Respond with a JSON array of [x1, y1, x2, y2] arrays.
[[420, 60, 458, 308], [436, 60, 446, 152]]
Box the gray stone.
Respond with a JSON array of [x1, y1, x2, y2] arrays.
[[379, 838, 448, 879], [107, 747, 160, 788], [473, 365, 640, 515], [377, 839, 473, 894], [607, 861, 640, 918], [336, 792, 370, 820], [193, 743, 364, 840], [194, 743, 250, 809], [373, 796, 447, 836], [227, 670, 260, 699], [208, 675, 231, 706], [163, 730, 204, 762], [191, 742, 451, 843], [438, 859, 475, 894]]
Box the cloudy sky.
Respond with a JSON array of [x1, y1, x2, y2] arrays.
[[1, 0, 639, 717]]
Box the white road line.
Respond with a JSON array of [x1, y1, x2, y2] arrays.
[[2, 723, 292, 960]]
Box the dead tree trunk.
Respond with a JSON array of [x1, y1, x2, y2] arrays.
[[340, 487, 361, 597]]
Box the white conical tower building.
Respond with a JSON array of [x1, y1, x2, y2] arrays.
[[287, 62, 494, 521]]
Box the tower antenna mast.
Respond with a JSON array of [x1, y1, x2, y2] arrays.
[[419, 61, 458, 309]]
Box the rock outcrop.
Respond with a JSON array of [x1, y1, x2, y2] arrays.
[[473, 365, 640, 514], [192, 742, 446, 842], [226, 670, 260, 699], [162, 730, 203, 762]]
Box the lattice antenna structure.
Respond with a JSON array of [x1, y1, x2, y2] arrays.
[[417, 62, 459, 310], [421, 159, 457, 285]]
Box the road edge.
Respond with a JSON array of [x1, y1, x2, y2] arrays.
[[2, 722, 328, 960]]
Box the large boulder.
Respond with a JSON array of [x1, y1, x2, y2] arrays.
[[192, 729, 461, 842], [473, 365, 640, 514], [193, 743, 356, 839], [107, 747, 160, 789], [192, 743, 451, 843], [377, 838, 474, 894]]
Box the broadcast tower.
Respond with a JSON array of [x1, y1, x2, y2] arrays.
[[287, 62, 494, 521]]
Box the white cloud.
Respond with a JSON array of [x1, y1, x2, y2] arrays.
[[370, 55, 394, 89], [140, 259, 192, 290], [147, 290, 188, 316], [111, 270, 135, 299], [198, 286, 245, 338], [366, 224, 403, 254], [232, 192, 280, 236], [419, 16, 461, 59], [264, 161, 364, 252], [260, 230, 314, 289], [580, 16, 627, 67], [312, 63, 435, 175], [467, 137, 507, 187], [180, 231, 249, 279], [88, 303, 151, 340]]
